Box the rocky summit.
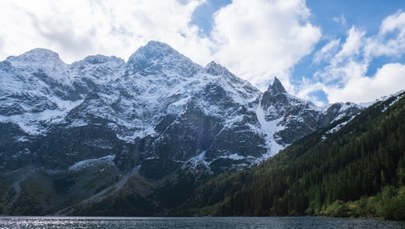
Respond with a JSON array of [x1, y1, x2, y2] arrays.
[[0, 41, 360, 215]]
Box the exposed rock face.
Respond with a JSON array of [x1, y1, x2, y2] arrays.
[[261, 77, 360, 146], [0, 41, 361, 215]]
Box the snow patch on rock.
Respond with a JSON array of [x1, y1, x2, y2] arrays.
[[69, 155, 115, 172]]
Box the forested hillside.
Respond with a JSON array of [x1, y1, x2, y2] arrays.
[[180, 91, 405, 220]]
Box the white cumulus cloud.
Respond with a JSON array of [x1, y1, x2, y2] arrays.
[[302, 11, 405, 104], [365, 10, 405, 58], [210, 0, 321, 90], [0, 0, 210, 64], [313, 39, 340, 63], [327, 63, 405, 103]]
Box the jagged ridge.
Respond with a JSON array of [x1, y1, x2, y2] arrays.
[[0, 41, 362, 215]]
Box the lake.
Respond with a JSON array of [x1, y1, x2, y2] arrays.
[[0, 216, 404, 229]]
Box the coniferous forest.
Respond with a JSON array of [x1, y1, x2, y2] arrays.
[[178, 92, 405, 220]]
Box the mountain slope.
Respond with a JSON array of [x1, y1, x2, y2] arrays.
[[181, 91, 405, 219], [0, 41, 361, 215]]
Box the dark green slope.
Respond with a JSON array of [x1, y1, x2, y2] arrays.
[[179, 91, 405, 219]]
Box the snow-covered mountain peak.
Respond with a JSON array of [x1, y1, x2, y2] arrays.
[[69, 54, 125, 83], [80, 54, 124, 65], [3, 48, 71, 85], [127, 41, 201, 77], [267, 77, 287, 94], [127, 41, 187, 65], [6, 48, 63, 66], [205, 61, 230, 76]]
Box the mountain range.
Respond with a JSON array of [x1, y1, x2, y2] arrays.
[[0, 41, 400, 216]]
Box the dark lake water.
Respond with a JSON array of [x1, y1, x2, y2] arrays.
[[0, 216, 404, 229]]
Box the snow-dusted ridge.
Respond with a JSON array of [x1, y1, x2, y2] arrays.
[[0, 41, 367, 172]]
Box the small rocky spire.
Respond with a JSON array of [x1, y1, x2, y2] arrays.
[[267, 77, 286, 94]]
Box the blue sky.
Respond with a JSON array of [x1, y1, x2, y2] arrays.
[[308, 0, 400, 35], [191, 0, 232, 34], [1, 0, 405, 105]]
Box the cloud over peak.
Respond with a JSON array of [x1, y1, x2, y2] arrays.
[[0, 0, 320, 94], [0, 0, 404, 104], [210, 0, 321, 90]]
